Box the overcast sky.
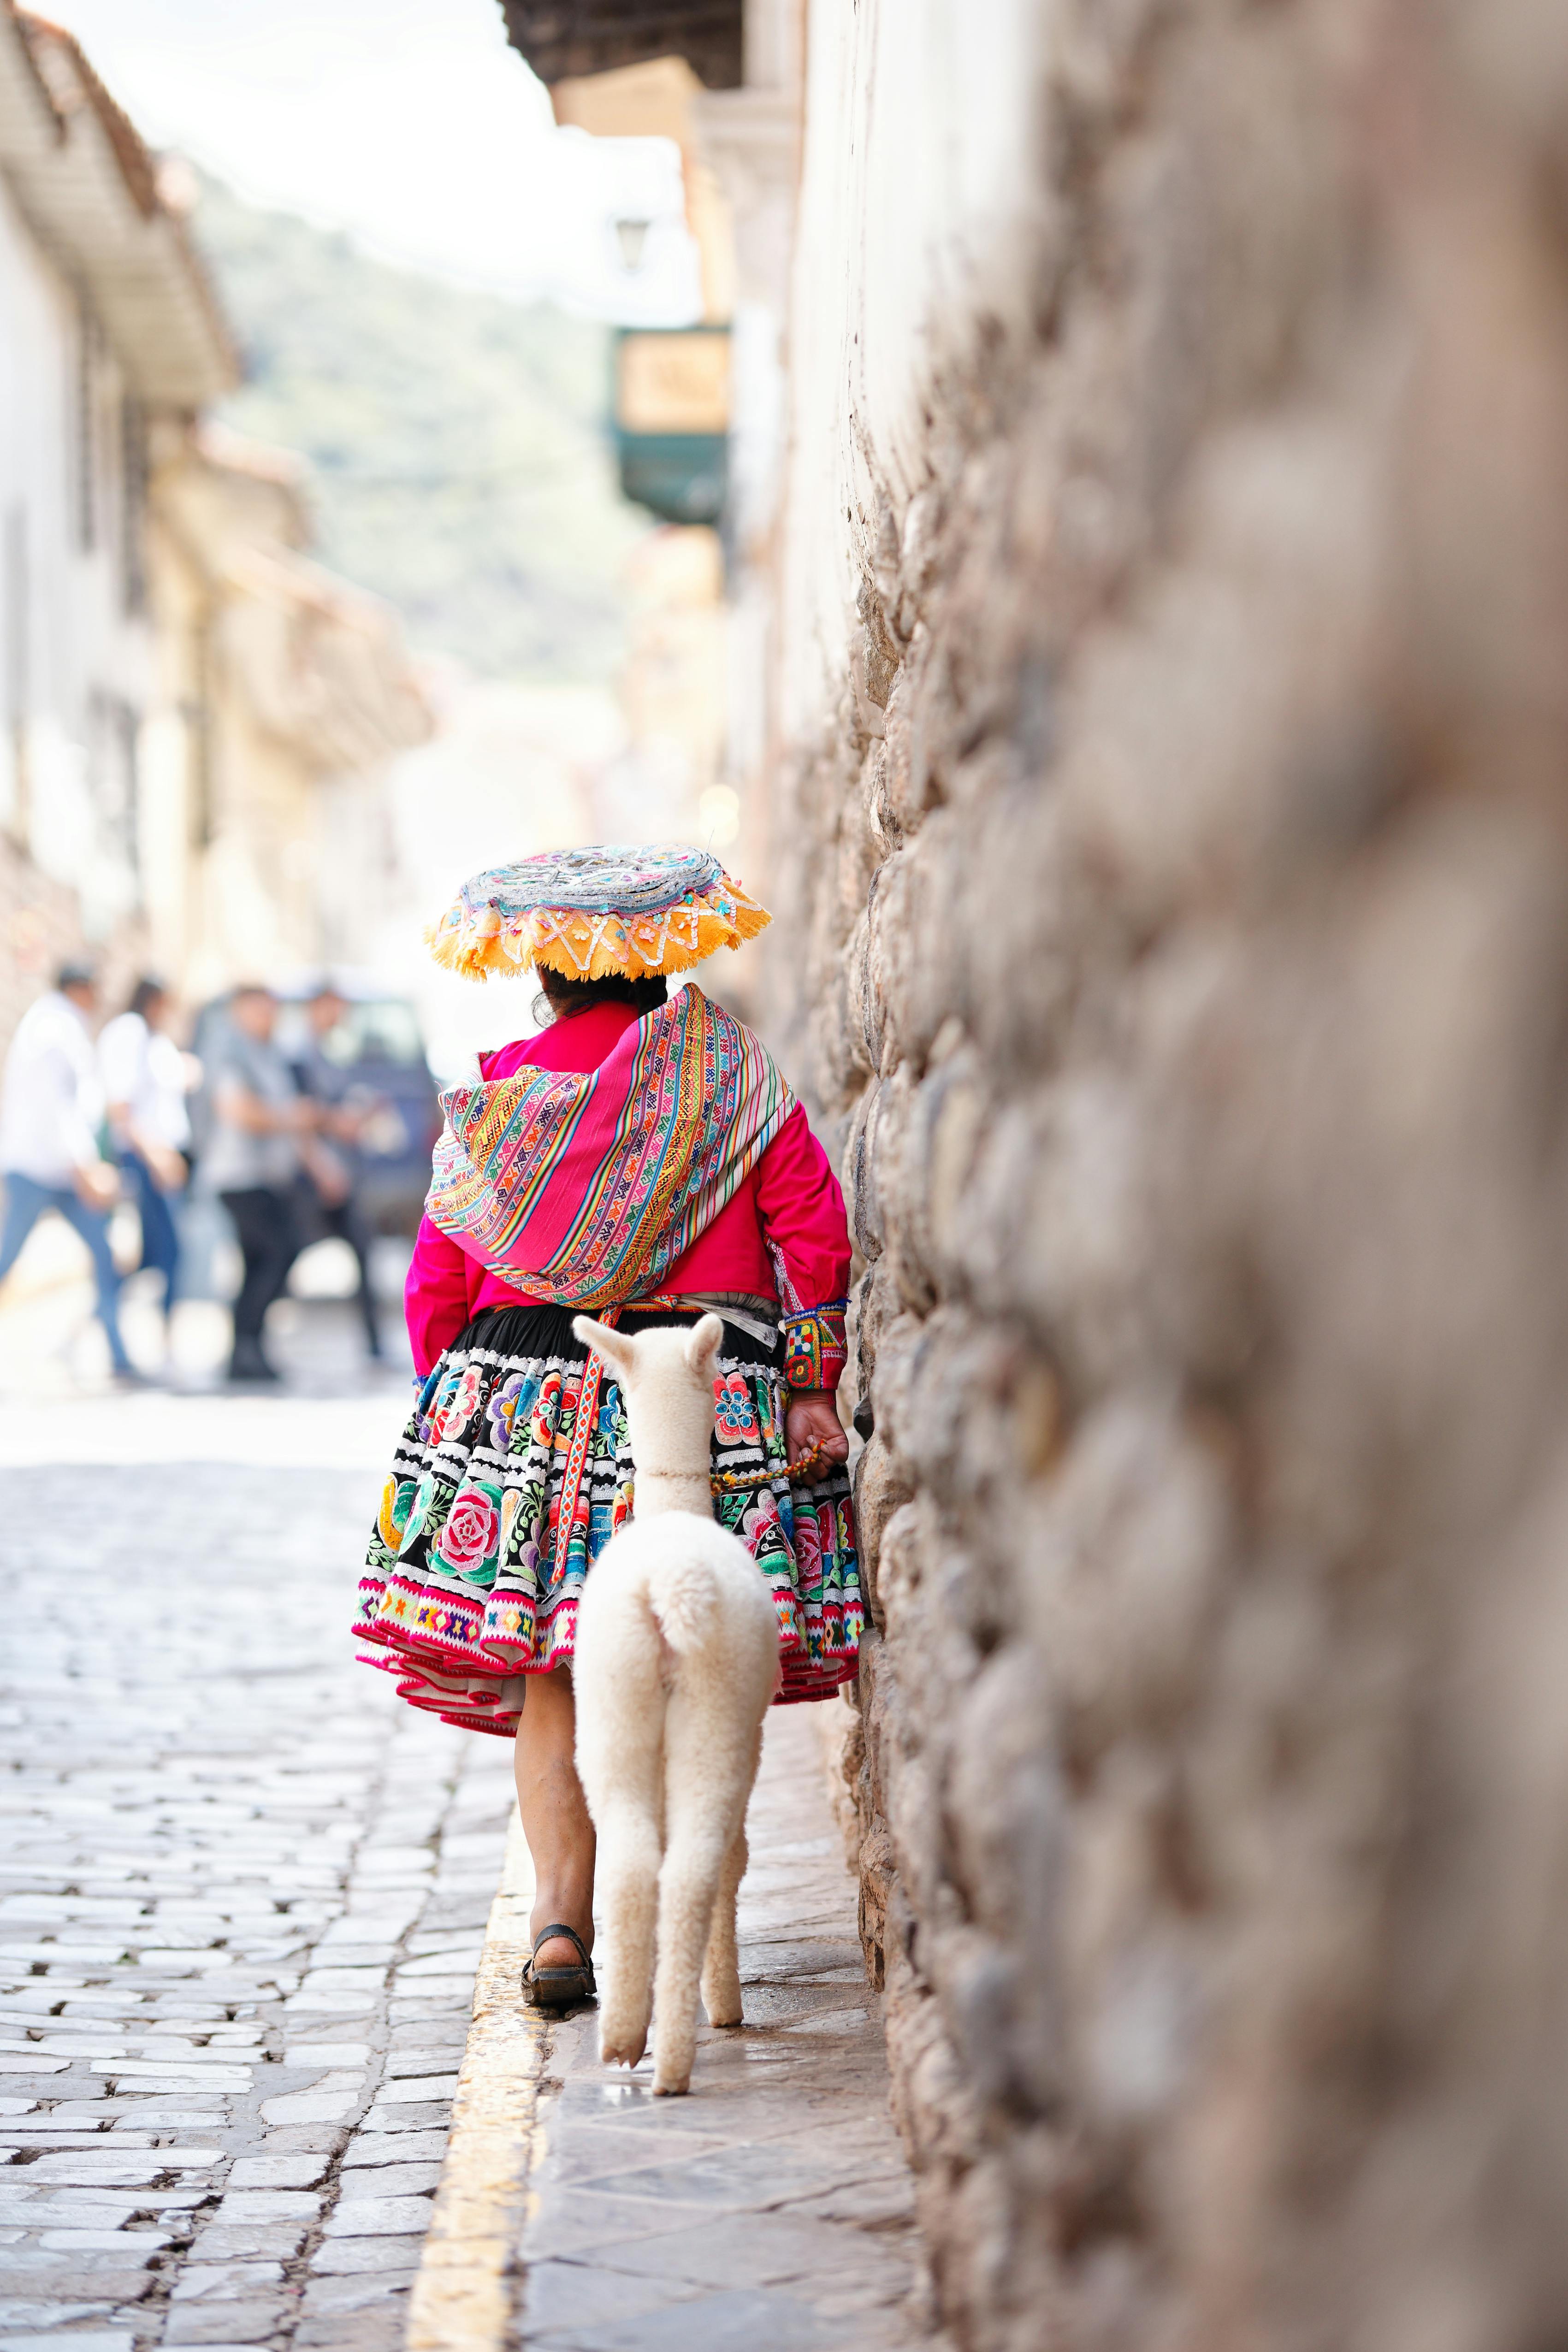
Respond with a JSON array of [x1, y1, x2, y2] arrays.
[[48, 0, 700, 321]]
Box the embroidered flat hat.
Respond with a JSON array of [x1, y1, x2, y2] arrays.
[[425, 844, 771, 982]]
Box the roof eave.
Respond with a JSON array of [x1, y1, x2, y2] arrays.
[[496, 1, 743, 91], [0, 6, 238, 405]]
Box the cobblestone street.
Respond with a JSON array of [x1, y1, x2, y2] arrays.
[[0, 1308, 514, 2351], [0, 1300, 933, 2351]]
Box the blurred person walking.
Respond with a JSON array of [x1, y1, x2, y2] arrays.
[[0, 961, 139, 1382], [101, 977, 192, 1344], [200, 984, 315, 1384], [290, 983, 385, 1361]]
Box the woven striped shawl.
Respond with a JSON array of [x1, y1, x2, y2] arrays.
[[424, 986, 793, 1310]]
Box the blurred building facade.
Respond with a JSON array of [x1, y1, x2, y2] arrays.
[[0, 3, 428, 1050], [146, 424, 431, 999], [503, 6, 1568, 2351], [0, 4, 232, 1040]]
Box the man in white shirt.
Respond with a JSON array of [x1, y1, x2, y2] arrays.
[[0, 962, 137, 1380]]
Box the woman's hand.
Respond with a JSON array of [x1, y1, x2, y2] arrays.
[[144, 1143, 188, 1194], [72, 1159, 119, 1212], [785, 1389, 850, 1469]]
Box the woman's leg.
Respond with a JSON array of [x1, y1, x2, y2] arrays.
[[514, 1666, 596, 1968], [0, 1174, 47, 1284], [57, 1189, 132, 1375], [138, 1158, 182, 1314]]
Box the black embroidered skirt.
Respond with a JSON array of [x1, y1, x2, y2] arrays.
[[355, 1302, 862, 1736]]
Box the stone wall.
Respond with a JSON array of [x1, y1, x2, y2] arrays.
[[775, 3, 1568, 2347]]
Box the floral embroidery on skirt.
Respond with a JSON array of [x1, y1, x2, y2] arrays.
[[355, 1302, 862, 1736]]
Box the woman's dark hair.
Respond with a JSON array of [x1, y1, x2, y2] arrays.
[[128, 975, 169, 1019], [534, 969, 668, 1023]]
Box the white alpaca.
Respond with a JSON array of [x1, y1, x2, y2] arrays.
[[570, 1312, 780, 2096]]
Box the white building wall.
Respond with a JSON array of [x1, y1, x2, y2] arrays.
[[0, 163, 148, 949], [776, 0, 1050, 745]]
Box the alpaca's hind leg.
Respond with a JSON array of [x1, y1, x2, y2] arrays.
[[594, 1793, 661, 2067], [651, 1817, 728, 2095], [651, 1695, 747, 2094], [699, 1813, 748, 2028], [575, 1627, 664, 2071], [700, 1723, 760, 2029]]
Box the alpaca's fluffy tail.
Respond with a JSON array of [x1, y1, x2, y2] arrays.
[[645, 1553, 722, 1655]]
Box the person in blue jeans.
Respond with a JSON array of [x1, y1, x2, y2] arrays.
[[0, 962, 138, 1380], [101, 975, 191, 1336]]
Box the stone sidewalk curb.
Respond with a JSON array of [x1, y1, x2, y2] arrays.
[[410, 1709, 943, 2352], [406, 1812, 546, 2352]]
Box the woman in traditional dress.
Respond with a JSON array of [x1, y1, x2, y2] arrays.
[[355, 847, 860, 2004]]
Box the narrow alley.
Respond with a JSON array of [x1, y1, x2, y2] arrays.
[[8, 1, 1568, 2348]]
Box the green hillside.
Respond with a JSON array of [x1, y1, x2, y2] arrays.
[[191, 176, 650, 682]]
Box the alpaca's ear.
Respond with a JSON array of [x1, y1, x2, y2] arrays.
[[574, 1315, 637, 1377], [684, 1312, 724, 1381]]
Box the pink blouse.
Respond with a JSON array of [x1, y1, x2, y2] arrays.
[[404, 999, 851, 1385]]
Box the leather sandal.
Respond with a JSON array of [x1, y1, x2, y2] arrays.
[[521, 1922, 596, 2008]]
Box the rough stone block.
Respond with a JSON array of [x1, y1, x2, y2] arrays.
[[163, 2299, 292, 2346], [225, 2155, 329, 2190], [186, 2224, 310, 2262], [294, 2312, 404, 2351], [299, 2269, 418, 2315], [308, 2233, 427, 2275], [169, 2262, 285, 2301], [320, 2190, 434, 2236], [340, 2128, 448, 2168], [208, 2189, 320, 2225]]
